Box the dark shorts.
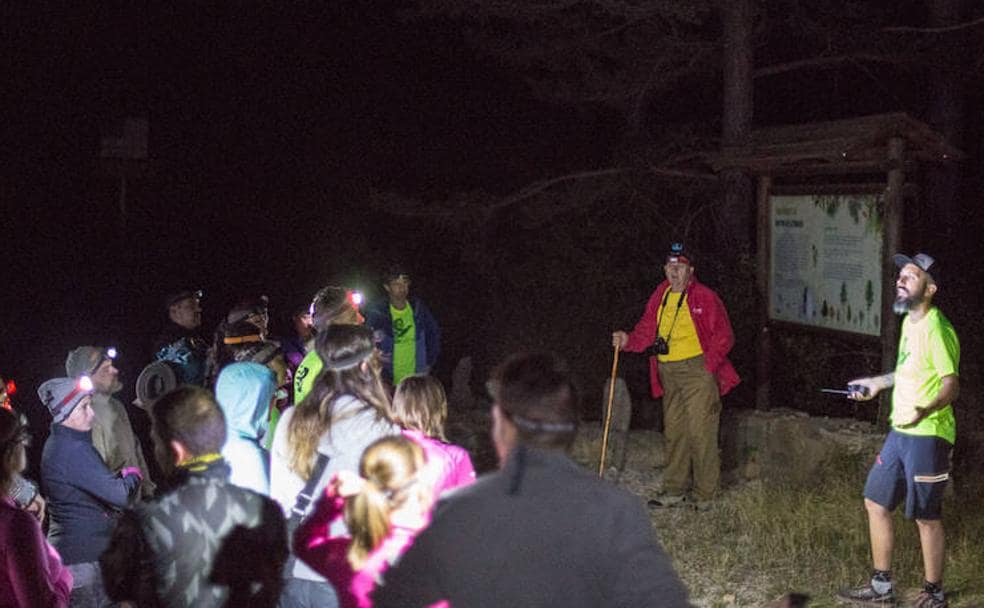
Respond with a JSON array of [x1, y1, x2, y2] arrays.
[[863, 430, 951, 520]]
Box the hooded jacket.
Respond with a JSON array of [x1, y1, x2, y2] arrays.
[[215, 363, 276, 495], [364, 296, 440, 382], [624, 277, 740, 398]]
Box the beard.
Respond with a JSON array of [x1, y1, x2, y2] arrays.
[[893, 288, 923, 315]]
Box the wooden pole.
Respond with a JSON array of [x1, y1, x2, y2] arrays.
[[755, 175, 772, 410], [879, 136, 906, 425], [598, 347, 620, 477]]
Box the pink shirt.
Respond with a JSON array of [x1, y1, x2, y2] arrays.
[[401, 430, 475, 500], [294, 492, 424, 608], [0, 496, 73, 608]]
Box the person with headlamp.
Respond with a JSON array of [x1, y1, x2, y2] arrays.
[[292, 285, 365, 404], [365, 266, 441, 387], [612, 242, 739, 510], [39, 375, 143, 607], [0, 376, 49, 524], [153, 289, 209, 386], [226, 295, 271, 339], [1, 407, 74, 607], [66, 346, 155, 499]]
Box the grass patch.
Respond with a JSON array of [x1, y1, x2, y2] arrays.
[[647, 455, 984, 607]]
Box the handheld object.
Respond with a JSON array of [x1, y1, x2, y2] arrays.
[[819, 384, 870, 398], [598, 346, 620, 478]]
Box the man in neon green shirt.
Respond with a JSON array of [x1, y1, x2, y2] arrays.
[[365, 266, 441, 387], [292, 286, 365, 404], [838, 252, 959, 608]]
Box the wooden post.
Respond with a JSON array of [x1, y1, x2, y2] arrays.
[[755, 175, 772, 409], [878, 137, 905, 425]]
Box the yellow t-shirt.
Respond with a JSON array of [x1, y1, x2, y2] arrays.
[[391, 303, 417, 385], [656, 292, 703, 362]]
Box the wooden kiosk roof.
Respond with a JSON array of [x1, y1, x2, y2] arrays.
[[709, 112, 962, 175]]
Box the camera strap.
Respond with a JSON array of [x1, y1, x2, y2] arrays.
[[658, 288, 687, 343]]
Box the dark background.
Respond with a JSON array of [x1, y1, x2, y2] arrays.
[[3, 3, 983, 477]]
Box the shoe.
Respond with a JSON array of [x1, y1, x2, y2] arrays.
[[911, 591, 947, 608], [835, 582, 895, 605], [691, 499, 713, 512], [647, 494, 685, 508]]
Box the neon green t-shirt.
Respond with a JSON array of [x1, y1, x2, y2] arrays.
[[293, 349, 323, 405], [391, 303, 416, 385], [892, 306, 959, 444]]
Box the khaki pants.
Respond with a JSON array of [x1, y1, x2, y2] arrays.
[[658, 355, 721, 501]]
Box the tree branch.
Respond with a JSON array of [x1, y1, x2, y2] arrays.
[[369, 161, 715, 219], [883, 15, 984, 34], [486, 163, 715, 213], [753, 53, 920, 79]]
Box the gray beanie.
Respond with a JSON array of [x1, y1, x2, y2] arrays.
[[66, 346, 103, 378], [38, 376, 93, 424]]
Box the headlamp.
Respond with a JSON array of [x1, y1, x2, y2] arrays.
[[88, 347, 118, 375], [348, 290, 363, 309], [1, 379, 15, 411], [79, 375, 94, 392]]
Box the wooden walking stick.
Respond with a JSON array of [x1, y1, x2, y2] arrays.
[[598, 345, 620, 478]]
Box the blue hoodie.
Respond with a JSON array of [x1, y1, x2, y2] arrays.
[[215, 362, 276, 495]]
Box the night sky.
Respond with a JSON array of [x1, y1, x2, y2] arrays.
[[2, 5, 613, 390], [3, 4, 983, 434]]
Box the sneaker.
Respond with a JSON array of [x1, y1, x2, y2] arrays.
[[911, 591, 947, 608], [647, 494, 685, 508], [835, 582, 895, 605]]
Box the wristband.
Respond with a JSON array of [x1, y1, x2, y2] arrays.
[[121, 467, 144, 482]]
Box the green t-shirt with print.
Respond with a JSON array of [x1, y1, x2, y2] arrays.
[[892, 306, 959, 444], [293, 349, 322, 405], [390, 303, 416, 385]]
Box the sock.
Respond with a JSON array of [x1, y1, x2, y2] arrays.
[[924, 580, 944, 599], [871, 570, 893, 595]]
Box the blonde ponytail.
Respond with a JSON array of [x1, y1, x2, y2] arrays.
[[343, 436, 425, 570]]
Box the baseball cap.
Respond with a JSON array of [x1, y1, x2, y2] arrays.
[[165, 289, 203, 309], [665, 242, 693, 265], [893, 252, 941, 286]]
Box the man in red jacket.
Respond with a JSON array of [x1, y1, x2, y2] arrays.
[[613, 243, 739, 509]]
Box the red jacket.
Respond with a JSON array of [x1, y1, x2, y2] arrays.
[[624, 278, 740, 398]]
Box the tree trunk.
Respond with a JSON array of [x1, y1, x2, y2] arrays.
[[925, 0, 966, 239], [718, 0, 754, 252]]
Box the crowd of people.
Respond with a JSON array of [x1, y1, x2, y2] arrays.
[[0, 248, 961, 608]]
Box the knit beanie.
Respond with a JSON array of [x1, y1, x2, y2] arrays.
[[65, 346, 103, 378], [38, 376, 93, 424]]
